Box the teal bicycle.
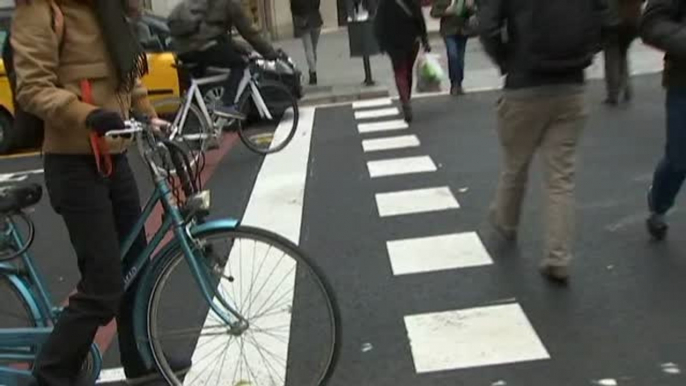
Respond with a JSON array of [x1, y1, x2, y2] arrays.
[[0, 118, 340, 385]]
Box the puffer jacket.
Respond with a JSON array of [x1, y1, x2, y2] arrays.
[[641, 0, 686, 88], [11, 0, 156, 155], [172, 0, 276, 58], [374, 0, 428, 57]]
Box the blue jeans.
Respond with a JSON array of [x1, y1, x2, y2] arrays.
[[444, 34, 468, 87], [650, 88, 686, 214]]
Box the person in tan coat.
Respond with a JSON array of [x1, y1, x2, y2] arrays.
[[11, 0, 187, 384]]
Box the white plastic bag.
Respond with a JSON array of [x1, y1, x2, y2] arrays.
[[416, 53, 444, 92]]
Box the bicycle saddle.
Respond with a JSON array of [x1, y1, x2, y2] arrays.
[[0, 183, 42, 213]]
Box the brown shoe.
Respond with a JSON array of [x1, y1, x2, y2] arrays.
[[539, 265, 570, 284]]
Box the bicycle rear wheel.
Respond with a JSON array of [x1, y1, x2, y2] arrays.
[[146, 226, 339, 386], [238, 80, 299, 155], [0, 276, 36, 371]]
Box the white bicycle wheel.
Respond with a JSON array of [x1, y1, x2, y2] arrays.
[[141, 97, 213, 176]]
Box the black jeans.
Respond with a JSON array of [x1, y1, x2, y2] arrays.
[[34, 154, 148, 386], [179, 39, 247, 106]]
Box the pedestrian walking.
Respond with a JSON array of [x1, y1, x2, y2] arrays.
[[291, 0, 323, 85], [479, 0, 605, 283], [641, 0, 686, 240], [374, 0, 430, 122], [603, 0, 645, 105], [10, 0, 189, 384], [430, 0, 477, 96]]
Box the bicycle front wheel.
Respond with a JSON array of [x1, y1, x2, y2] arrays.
[[238, 80, 299, 155], [146, 226, 339, 386]]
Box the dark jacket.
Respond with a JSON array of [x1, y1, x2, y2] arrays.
[[478, 0, 605, 89], [172, 0, 276, 57], [641, 0, 686, 88], [374, 0, 428, 57], [430, 0, 477, 37], [291, 0, 323, 37]]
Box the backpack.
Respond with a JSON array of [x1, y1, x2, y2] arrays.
[[528, 0, 602, 73], [3, 0, 65, 150], [167, 0, 208, 38]]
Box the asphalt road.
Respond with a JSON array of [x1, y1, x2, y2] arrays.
[[2, 74, 686, 386]]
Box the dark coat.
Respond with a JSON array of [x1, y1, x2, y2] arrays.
[[374, 0, 428, 57], [291, 0, 323, 37], [641, 0, 686, 88]]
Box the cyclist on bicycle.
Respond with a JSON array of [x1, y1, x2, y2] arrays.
[[11, 0, 188, 384], [168, 0, 280, 120]]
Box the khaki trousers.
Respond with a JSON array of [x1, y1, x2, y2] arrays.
[[491, 89, 587, 267]]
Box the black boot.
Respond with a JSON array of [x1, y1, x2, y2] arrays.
[[402, 103, 413, 123], [309, 71, 317, 85]]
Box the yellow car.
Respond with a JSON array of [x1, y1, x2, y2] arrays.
[[0, 10, 181, 154]]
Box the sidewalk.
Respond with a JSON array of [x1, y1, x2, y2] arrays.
[[275, 28, 665, 106]]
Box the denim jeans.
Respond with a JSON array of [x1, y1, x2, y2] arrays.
[[444, 34, 468, 87], [650, 88, 686, 214]]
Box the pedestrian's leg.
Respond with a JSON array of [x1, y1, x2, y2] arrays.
[[455, 35, 468, 91], [301, 29, 316, 74], [650, 88, 686, 215], [312, 28, 321, 63], [603, 32, 621, 104], [391, 53, 413, 122], [443, 35, 459, 91], [34, 155, 124, 386], [491, 95, 548, 239], [539, 92, 587, 272], [106, 155, 150, 378], [620, 29, 636, 102], [406, 43, 420, 101]]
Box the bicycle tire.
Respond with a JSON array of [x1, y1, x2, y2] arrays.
[[237, 80, 299, 155], [143, 97, 212, 176], [145, 225, 340, 386], [0, 276, 100, 383]]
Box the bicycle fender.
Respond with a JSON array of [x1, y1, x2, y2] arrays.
[[131, 218, 240, 368], [0, 269, 44, 327]]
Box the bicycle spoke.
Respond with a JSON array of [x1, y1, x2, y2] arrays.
[[245, 251, 287, 318], [245, 244, 272, 317], [246, 332, 286, 384], [249, 264, 296, 321]]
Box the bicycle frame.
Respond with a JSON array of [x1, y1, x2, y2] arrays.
[[0, 135, 247, 381], [172, 66, 274, 140]]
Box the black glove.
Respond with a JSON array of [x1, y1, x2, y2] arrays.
[[86, 109, 125, 137]]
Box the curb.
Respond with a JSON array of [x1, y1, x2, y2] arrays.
[[300, 85, 390, 106]]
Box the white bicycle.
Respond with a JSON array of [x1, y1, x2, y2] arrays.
[[141, 52, 300, 171]]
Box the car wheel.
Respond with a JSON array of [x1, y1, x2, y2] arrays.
[[0, 112, 16, 155]]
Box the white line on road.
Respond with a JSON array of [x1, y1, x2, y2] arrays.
[[354, 107, 399, 120], [362, 135, 420, 152], [357, 119, 408, 134], [97, 367, 125, 384], [375, 187, 459, 217], [352, 98, 392, 109], [0, 169, 44, 183], [386, 232, 492, 275], [186, 108, 316, 385], [367, 156, 437, 178], [404, 303, 550, 373]]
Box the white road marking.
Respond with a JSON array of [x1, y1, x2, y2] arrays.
[[97, 367, 126, 384], [367, 156, 437, 178], [352, 98, 392, 109], [362, 135, 420, 152], [187, 108, 316, 385], [404, 303, 550, 373], [357, 120, 408, 134], [0, 169, 44, 183], [354, 107, 399, 120], [386, 232, 492, 275], [375, 187, 459, 217]]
